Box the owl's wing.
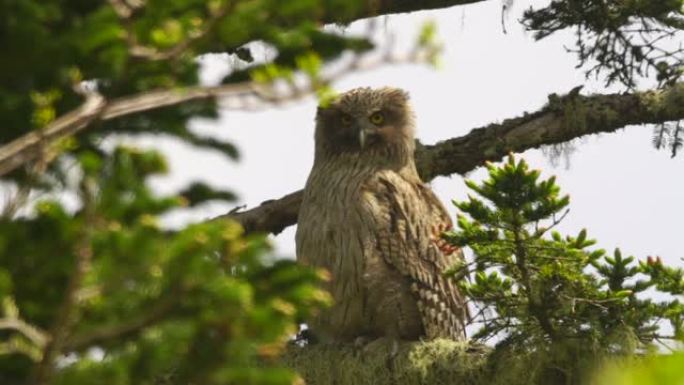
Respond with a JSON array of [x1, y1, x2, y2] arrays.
[[367, 173, 467, 339]]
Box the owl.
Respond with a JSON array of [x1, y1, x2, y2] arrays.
[[295, 87, 467, 342]]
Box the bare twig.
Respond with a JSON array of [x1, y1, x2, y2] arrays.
[[532, 209, 570, 238]]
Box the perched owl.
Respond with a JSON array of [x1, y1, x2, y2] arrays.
[[296, 87, 467, 342]]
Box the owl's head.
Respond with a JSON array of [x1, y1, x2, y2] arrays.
[[314, 87, 416, 162]]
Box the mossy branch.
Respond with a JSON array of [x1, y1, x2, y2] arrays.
[[283, 339, 490, 385], [220, 83, 684, 235], [281, 339, 604, 385]]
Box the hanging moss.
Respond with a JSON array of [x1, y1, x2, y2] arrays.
[[661, 83, 684, 115], [546, 89, 589, 133], [563, 97, 588, 132], [639, 83, 684, 117]]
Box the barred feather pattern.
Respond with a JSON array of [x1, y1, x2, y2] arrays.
[[367, 171, 467, 340], [296, 87, 467, 342], [296, 154, 466, 341]]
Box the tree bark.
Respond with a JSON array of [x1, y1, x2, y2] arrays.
[[323, 0, 487, 23], [218, 83, 684, 235]]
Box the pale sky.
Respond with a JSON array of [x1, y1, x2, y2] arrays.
[[135, 0, 683, 268]]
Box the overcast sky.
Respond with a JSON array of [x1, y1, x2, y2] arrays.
[[136, 0, 683, 268]]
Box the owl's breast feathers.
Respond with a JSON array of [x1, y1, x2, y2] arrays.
[[296, 162, 467, 341]]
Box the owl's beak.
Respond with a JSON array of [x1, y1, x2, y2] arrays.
[[359, 129, 368, 148], [359, 126, 380, 148]]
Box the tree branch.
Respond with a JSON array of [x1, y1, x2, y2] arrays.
[[284, 339, 489, 385], [0, 83, 256, 177], [31, 177, 97, 385], [323, 0, 486, 23], [224, 190, 303, 235], [121, 0, 238, 61], [0, 52, 411, 177], [219, 83, 684, 235], [0, 92, 106, 177], [0, 317, 49, 351], [63, 292, 178, 351]]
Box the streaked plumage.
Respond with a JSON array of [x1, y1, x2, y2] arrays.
[[296, 87, 466, 341]]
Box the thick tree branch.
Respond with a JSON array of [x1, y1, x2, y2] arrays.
[[220, 83, 684, 235], [416, 83, 684, 179], [284, 339, 490, 385], [323, 0, 486, 23]]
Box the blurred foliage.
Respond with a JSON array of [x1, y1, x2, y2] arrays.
[[0, 0, 371, 186], [0, 146, 331, 384], [592, 352, 684, 385], [444, 155, 684, 385], [0, 1, 383, 384], [1, 1, 370, 382]]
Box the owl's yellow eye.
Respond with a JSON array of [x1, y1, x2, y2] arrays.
[[369, 111, 384, 125], [341, 115, 353, 125]]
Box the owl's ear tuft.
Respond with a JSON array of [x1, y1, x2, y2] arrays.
[[381, 87, 410, 104]]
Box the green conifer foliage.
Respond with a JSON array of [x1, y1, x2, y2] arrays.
[[445, 155, 684, 384]]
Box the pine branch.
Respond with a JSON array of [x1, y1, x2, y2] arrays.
[[218, 83, 684, 235]]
